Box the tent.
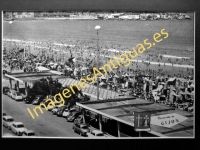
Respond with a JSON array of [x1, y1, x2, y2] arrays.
[[36, 66, 50, 72], [124, 73, 129, 76], [187, 91, 194, 96], [185, 91, 194, 96], [100, 76, 106, 80], [50, 70, 64, 75], [178, 91, 186, 95], [191, 91, 194, 95], [113, 74, 119, 78], [167, 78, 176, 85], [81, 67, 89, 71], [65, 66, 73, 71], [160, 82, 165, 85]]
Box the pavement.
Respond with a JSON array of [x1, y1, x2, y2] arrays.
[[2, 78, 81, 138]]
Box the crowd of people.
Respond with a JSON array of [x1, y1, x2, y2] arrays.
[[3, 39, 194, 113]]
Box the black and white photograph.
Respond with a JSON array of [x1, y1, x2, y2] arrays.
[[2, 11, 194, 138]]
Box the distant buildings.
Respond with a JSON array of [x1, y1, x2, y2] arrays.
[[3, 11, 191, 21], [13, 12, 34, 18]]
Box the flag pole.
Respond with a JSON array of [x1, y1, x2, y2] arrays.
[[24, 47, 25, 60]]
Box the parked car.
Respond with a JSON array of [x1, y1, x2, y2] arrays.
[[66, 112, 81, 122], [72, 123, 90, 136], [62, 108, 76, 118], [52, 105, 64, 115], [24, 94, 36, 104], [22, 130, 36, 137], [6, 89, 11, 97], [56, 105, 68, 116], [11, 122, 26, 136], [87, 130, 107, 138], [48, 102, 62, 111], [3, 115, 15, 130], [10, 90, 18, 99], [188, 106, 193, 112], [74, 115, 83, 125], [40, 98, 47, 106], [7, 89, 16, 98], [3, 86, 10, 95], [42, 95, 54, 107], [32, 95, 46, 105], [12, 92, 24, 101]]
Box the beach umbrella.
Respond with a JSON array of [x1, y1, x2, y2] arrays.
[[188, 91, 194, 96], [65, 66, 73, 71], [124, 73, 129, 76], [100, 76, 106, 80], [160, 82, 165, 85], [172, 93, 180, 97], [113, 74, 119, 78], [178, 91, 186, 95], [81, 67, 88, 71], [190, 84, 194, 88], [100, 82, 107, 86], [185, 91, 194, 96]]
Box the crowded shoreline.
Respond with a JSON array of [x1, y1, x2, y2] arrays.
[[3, 36, 194, 113]]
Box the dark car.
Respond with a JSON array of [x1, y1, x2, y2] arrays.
[[24, 94, 36, 104], [74, 115, 83, 125], [3, 86, 10, 95], [72, 123, 90, 136], [66, 112, 81, 122], [32, 95, 46, 105], [42, 95, 54, 108], [40, 98, 48, 107], [56, 106, 68, 117]]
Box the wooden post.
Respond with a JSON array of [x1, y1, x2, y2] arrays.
[[82, 109, 86, 124], [99, 114, 102, 131], [25, 82, 28, 96], [9, 78, 12, 89], [139, 131, 141, 137], [16, 81, 20, 92], [117, 121, 121, 137]]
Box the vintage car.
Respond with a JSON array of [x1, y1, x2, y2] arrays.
[[56, 105, 68, 116], [22, 130, 36, 137], [24, 94, 36, 104], [32, 95, 46, 105], [3, 86, 10, 95], [62, 108, 76, 118], [3, 115, 15, 130], [86, 130, 107, 138], [11, 122, 26, 136], [66, 112, 81, 122], [7, 89, 16, 98], [72, 123, 90, 136], [52, 105, 65, 115], [12, 92, 24, 101]]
